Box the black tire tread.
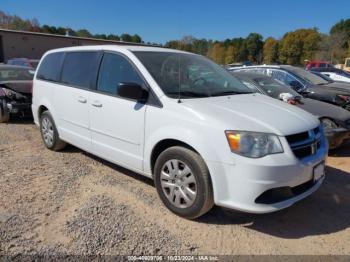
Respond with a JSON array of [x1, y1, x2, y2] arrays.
[[154, 146, 214, 219]]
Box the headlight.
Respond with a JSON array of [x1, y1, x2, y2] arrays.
[[336, 95, 350, 103], [225, 131, 283, 158], [321, 118, 338, 131]]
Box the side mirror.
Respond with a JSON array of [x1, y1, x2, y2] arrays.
[[117, 82, 148, 102]]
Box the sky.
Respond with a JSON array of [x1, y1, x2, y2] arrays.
[[1, 0, 350, 44]]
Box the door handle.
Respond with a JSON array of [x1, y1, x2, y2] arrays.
[[92, 101, 103, 107], [78, 97, 87, 103]]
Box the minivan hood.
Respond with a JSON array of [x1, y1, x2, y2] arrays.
[[182, 93, 319, 136]]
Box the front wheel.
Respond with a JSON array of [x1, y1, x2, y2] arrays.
[[40, 111, 66, 151], [154, 146, 214, 219]]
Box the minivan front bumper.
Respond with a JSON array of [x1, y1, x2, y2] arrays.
[[207, 135, 328, 213]]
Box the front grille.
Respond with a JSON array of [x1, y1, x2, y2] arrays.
[[286, 126, 322, 159]]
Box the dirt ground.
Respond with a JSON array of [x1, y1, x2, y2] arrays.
[[0, 119, 349, 256]]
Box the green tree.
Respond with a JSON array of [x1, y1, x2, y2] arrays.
[[131, 34, 142, 43], [279, 28, 321, 65], [76, 29, 92, 38], [245, 33, 263, 63], [107, 34, 120, 41], [263, 37, 279, 64], [330, 19, 350, 41], [121, 33, 133, 42]]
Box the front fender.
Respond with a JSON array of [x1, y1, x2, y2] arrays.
[[143, 125, 221, 175]]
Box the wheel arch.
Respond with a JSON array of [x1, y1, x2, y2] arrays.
[[150, 139, 200, 175]]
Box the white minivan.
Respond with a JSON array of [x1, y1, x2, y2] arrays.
[[32, 45, 328, 219]]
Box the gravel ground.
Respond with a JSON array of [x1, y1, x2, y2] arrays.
[[0, 119, 350, 256]]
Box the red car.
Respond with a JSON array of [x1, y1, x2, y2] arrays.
[[305, 60, 333, 70]]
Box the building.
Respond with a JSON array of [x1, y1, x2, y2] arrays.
[[0, 29, 147, 62]]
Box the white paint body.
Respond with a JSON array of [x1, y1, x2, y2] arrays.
[[32, 45, 328, 213]]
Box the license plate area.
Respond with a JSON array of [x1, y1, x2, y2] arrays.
[[313, 161, 325, 182]]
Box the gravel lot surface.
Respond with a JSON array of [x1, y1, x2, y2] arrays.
[[0, 119, 350, 256]]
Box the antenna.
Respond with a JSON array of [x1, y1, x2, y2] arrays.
[[177, 5, 182, 103], [177, 54, 182, 103]]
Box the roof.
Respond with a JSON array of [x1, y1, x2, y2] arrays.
[[228, 64, 302, 71], [0, 28, 154, 47], [44, 44, 192, 55], [231, 71, 272, 81]]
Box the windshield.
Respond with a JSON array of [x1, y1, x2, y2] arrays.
[[288, 67, 329, 85], [0, 68, 34, 82], [253, 77, 300, 99], [133, 51, 252, 98]]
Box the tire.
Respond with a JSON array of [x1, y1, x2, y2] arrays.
[[0, 99, 10, 123], [154, 146, 214, 219], [40, 111, 66, 151]]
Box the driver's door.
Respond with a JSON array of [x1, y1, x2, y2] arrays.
[[90, 52, 147, 171]]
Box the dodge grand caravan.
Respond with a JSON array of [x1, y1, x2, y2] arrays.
[[32, 46, 328, 219]]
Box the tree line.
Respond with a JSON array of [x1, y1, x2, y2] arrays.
[[166, 22, 350, 66], [0, 10, 145, 44], [0, 10, 349, 65]]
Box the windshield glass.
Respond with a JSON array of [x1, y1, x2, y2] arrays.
[[253, 77, 300, 98], [133, 51, 252, 98], [288, 67, 329, 85], [0, 68, 34, 82]]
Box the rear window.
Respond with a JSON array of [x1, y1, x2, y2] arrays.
[[61, 52, 100, 89], [36, 52, 64, 82], [0, 68, 34, 81]]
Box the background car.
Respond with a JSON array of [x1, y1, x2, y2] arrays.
[[310, 67, 350, 83], [231, 71, 350, 149], [305, 60, 333, 70], [0, 65, 34, 123], [229, 65, 350, 111], [7, 58, 40, 69]]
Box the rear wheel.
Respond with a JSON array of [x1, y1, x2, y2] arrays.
[[154, 146, 214, 219], [0, 99, 10, 123], [40, 111, 66, 151]]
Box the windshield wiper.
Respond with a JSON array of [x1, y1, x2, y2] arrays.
[[210, 90, 253, 97]]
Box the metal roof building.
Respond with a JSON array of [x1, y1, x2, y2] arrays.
[[0, 29, 147, 62]]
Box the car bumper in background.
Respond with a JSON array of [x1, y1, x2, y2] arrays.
[[6, 101, 32, 116], [326, 127, 350, 149]]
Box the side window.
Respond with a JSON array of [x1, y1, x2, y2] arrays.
[[37, 53, 65, 82], [61, 52, 100, 89], [286, 74, 303, 91], [97, 53, 144, 95], [242, 81, 259, 92], [270, 70, 286, 83]]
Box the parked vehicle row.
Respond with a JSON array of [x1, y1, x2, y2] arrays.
[[231, 71, 350, 149], [31, 46, 328, 219], [0, 65, 34, 123], [310, 67, 350, 83], [7, 58, 40, 69], [228, 65, 350, 111]]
